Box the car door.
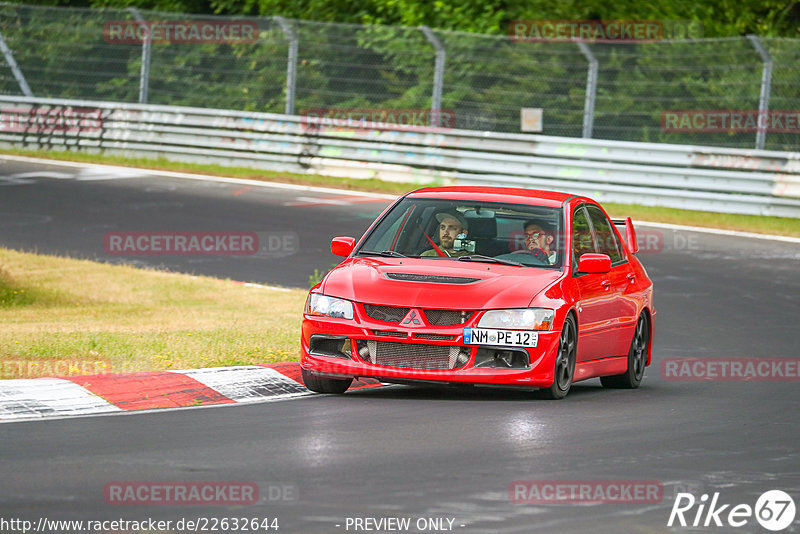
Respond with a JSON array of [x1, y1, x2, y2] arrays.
[[584, 204, 634, 357], [571, 205, 623, 362]]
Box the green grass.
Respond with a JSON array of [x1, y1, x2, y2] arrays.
[[602, 203, 800, 237], [0, 247, 307, 378], [3, 147, 799, 236]]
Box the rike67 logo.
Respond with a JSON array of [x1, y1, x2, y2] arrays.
[[668, 490, 796, 531]]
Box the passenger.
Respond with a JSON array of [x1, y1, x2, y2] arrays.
[[421, 211, 471, 257]]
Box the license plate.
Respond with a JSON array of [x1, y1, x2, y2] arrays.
[[463, 328, 538, 347]]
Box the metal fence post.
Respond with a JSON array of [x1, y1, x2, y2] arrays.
[[0, 28, 33, 97], [747, 35, 772, 151], [275, 17, 298, 116], [128, 8, 151, 104], [420, 26, 445, 127], [576, 42, 598, 139]]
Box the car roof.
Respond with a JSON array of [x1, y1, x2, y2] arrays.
[[406, 186, 578, 208]]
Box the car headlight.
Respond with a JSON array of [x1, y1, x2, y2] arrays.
[[305, 293, 354, 320], [478, 308, 554, 330]]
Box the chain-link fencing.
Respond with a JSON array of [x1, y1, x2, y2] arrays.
[[1, 3, 798, 151]]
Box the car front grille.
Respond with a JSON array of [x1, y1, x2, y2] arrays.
[[359, 341, 467, 369], [373, 330, 407, 338], [363, 304, 473, 325], [414, 333, 454, 340], [424, 309, 474, 325], [363, 304, 409, 323]]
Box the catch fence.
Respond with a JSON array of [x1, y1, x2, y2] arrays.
[[1, 3, 799, 151]]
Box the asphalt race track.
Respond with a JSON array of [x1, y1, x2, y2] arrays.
[[1, 157, 799, 533], [0, 157, 390, 288]]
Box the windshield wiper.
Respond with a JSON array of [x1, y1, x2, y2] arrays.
[[358, 250, 409, 258], [457, 254, 523, 267]]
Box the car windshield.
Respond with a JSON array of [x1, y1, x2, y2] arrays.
[[357, 197, 565, 269]]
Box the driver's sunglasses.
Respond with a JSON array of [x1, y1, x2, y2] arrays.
[[524, 231, 542, 239]]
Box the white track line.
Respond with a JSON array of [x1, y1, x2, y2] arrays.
[[630, 220, 800, 244], [0, 367, 315, 423], [172, 366, 311, 403], [0, 154, 398, 199], [0, 378, 120, 421]]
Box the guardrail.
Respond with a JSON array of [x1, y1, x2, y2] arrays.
[[1, 95, 799, 217]]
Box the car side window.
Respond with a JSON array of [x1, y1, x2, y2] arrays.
[[572, 206, 595, 261], [585, 205, 624, 264]]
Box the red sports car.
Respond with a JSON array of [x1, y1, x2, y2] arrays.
[[300, 186, 655, 399]]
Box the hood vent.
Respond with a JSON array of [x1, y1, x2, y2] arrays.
[[385, 272, 482, 284]]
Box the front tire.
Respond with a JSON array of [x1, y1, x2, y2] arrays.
[[539, 315, 577, 400], [301, 368, 353, 394], [601, 314, 649, 389]]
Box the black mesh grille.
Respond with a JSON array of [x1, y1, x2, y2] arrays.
[[373, 330, 407, 338], [363, 304, 410, 323], [424, 309, 474, 325], [370, 341, 456, 369], [386, 272, 482, 284], [414, 333, 454, 340]]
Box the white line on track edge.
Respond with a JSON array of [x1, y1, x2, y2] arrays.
[[0, 154, 398, 199], [0, 389, 316, 425], [630, 220, 800, 244]]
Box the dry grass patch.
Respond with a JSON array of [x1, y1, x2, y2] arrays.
[[0, 248, 307, 378]]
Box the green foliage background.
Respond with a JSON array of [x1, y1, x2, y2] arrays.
[[1, 1, 798, 149], [26, 0, 800, 37]]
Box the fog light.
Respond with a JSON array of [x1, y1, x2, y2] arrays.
[[474, 348, 530, 369], [309, 335, 353, 359]]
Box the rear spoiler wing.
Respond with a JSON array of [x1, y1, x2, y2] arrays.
[[612, 217, 639, 254]]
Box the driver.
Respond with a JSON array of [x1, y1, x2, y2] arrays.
[[421, 211, 471, 257], [513, 220, 556, 264]]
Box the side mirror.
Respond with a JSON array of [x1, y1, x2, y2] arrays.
[[578, 253, 611, 274], [331, 236, 356, 257], [625, 217, 639, 254]]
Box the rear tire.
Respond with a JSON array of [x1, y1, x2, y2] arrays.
[[301, 368, 353, 394], [539, 315, 577, 400], [601, 314, 649, 389]]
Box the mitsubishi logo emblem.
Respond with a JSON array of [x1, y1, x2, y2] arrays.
[[401, 310, 421, 325]]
